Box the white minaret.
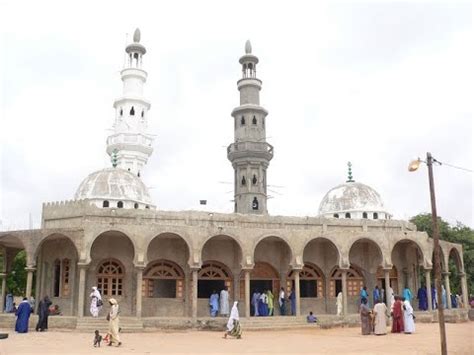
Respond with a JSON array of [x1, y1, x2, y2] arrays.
[[106, 28, 154, 176], [227, 41, 273, 214]]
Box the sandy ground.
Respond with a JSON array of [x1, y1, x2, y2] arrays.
[[0, 322, 473, 355]]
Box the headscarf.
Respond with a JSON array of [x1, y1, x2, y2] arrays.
[[91, 286, 102, 300], [109, 298, 118, 305], [226, 301, 239, 331]]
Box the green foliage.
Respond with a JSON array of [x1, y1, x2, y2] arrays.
[[6, 250, 27, 296], [410, 213, 474, 296]]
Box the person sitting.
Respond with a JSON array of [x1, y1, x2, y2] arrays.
[[48, 304, 62, 316], [306, 311, 317, 323]]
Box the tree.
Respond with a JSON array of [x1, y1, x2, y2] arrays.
[[6, 250, 27, 296], [410, 213, 474, 297]]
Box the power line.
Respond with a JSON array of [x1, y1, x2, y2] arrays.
[[435, 159, 473, 173]]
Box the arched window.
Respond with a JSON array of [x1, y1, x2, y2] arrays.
[[141, 110, 144, 118], [252, 174, 257, 185], [130, 106, 135, 116], [252, 197, 259, 210], [330, 266, 364, 297], [241, 176, 246, 185], [119, 108, 123, 116], [97, 259, 124, 296], [252, 116, 257, 125], [145, 205, 150, 209], [287, 263, 324, 298], [117, 201, 124, 208], [134, 203, 139, 209], [198, 261, 232, 298], [345, 212, 351, 219], [263, 118, 265, 127], [53, 259, 61, 297], [241, 116, 245, 125], [362, 212, 368, 219], [103, 201, 109, 208], [333, 213, 339, 218], [143, 260, 185, 298], [373, 212, 378, 219]]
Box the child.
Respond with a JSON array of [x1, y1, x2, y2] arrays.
[[306, 311, 317, 323]]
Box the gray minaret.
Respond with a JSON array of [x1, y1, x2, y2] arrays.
[[227, 40, 273, 214]]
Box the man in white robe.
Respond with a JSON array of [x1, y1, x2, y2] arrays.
[[220, 287, 230, 316], [336, 292, 343, 316], [403, 298, 415, 334]]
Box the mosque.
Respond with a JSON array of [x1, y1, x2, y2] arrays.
[[0, 29, 469, 323]]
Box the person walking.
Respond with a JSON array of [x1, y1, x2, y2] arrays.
[[279, 287, 286, 315], [15, 298, 32, 333], [266, 289, 274, 316], [224, 301, 242, 339], [107, 298, 121, 347], [403, 298, 415, 334], [35, 295, 52, 332], [359, 298, 371, 335], [373, 299, 388, 335], [391, 296, 404, 333], [289, 288, 296, 316], [90, 286, 102, 317]]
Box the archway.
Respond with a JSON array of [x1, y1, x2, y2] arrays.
[[349, 238, 383, 306], [145, 233, 189, 317], [302, 237, 339, 314], [241, 261, 280, 316], [89, 231, 135, 316], [35, 233, 79, 316], [0, 234, 28, 310], [391, 239, 423, 295], [447, 248, 463, 308]]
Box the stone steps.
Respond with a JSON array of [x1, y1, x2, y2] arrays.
[[76, 317, 143, 333]]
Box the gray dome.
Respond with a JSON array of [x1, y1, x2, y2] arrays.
[[318, 181, 387, 216], [75, 168, 153, 206]]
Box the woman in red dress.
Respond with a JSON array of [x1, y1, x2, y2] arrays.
[[391, 296, 404, 333]]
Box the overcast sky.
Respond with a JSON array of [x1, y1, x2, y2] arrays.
[[0, 0, 472, 230]]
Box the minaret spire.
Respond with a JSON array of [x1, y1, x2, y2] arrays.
[[346, 162, 355, 183], [227, 41, 273, 214], [106, 28, 154, 176]]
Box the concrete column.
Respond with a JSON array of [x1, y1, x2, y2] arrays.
[[425, 270, 432, 311], [77, 264, 87, 317], [244, 270, 250, 318], [191, 269, 198, 319], [443, 272, 452, 310], [341, 269, 348, 316], [0, 274, 6, 312], [136, 267, 144, 318], [34, 252, 43, 314], [293, 269, 301, 316], [460, 272, 469, 309], [384, 269, 391, 305], [25, 267, 36, 299]]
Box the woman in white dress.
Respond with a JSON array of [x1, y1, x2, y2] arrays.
[[89, 286, 102, 317], [403, 298, 415, 334]]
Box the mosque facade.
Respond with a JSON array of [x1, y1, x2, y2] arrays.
[[0, 29, 469, 320]]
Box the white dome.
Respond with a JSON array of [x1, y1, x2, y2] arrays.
[[75, 168, 154, 208], [318, 181, 390, 219]]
